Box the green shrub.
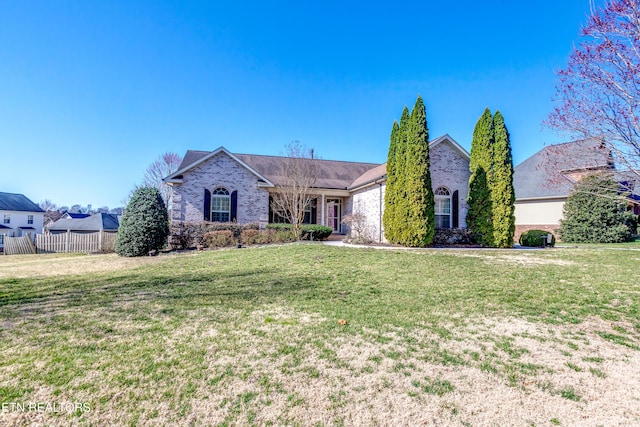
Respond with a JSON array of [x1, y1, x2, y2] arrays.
[[266, 223, 333, 241], [519, 230, 555, 247], [116, 187, 169, 257], [301, 224, 333, 240], [559, 173, 638, 243], [204, 230, 236, 248]]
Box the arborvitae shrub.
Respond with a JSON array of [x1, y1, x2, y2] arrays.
[[116, 187, 169, 257]]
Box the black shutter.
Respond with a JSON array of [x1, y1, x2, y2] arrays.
[[311, 198, 317, 224], [230, 190, 238, 222], [204, 189, 211, 221], [452, 190, 459, 228]]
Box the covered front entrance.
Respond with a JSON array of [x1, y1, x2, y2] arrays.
[[326, 198, 342, 233]]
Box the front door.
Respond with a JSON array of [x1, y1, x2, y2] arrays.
[[326, 199, 341, 232]]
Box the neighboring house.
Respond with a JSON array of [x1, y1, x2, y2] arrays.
[[513, 139, 615, 240], [46, 213, 120, 234], [61, 212, 91, 219], [164, 134, 471, 242], [0, 192, 45, 250]]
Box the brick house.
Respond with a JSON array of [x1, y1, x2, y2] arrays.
[[164, 134, 471, 242]]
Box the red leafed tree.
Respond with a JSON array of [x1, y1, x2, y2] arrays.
[[547, 0, 640, 185]]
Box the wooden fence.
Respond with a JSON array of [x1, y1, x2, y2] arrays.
[[3, 235, 37, 255], [3, 231, 117, 255], [36, 231, 117, 254]]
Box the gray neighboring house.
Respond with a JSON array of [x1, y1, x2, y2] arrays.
[[164, 134, 471, 242], [513, 138, 615, 239], [0, 192, 45, 250], [46, 213, 120, 234]]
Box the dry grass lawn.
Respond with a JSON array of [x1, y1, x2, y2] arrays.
[[0, 244, 639, 426]]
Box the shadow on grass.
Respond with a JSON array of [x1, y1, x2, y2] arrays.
[[0, 265, 327, 320]]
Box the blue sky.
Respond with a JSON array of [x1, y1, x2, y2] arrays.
[[1, 1, 600, 209]]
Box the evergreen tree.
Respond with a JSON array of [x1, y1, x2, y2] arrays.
[[467, 108, 495, 246], [382, 121, 400, 243], [490, 111, 516, 248], [389, 106, 411, 244], [116, 187, 169, 257], [402, 96, 434, 247], [559, 173, 637, 243]]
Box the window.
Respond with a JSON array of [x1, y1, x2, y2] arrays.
[[434, 186, 451, 228], [211, 187, 230, 222], [0, 234, 3, 245], [3, 214, 9, 224], [28, 215, 34, 224]]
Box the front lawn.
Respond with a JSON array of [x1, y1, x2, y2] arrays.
[[0, 244, 639, 426]]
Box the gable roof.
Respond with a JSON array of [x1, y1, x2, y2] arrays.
[[168, 147, 381, 190], [348, 135, 470, 190], [47, 213, 120, 232], [430, 134, 471, 160], [0, 192, 44, 213], [166, 147, 275, 186], [514, 138, 614, 200]]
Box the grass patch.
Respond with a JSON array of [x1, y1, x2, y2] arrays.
[[0, 245, 638, 425]]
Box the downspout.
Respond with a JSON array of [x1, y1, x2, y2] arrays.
[[379, 182, 383, 242]]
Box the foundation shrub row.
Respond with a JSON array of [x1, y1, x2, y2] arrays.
[[169, 221, 332, 249]]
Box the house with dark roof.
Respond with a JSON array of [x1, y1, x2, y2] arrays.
[[164, 135, 471, 241], [46, 213, 120, 234], [513, 138, 615, 239], [0, 192, 45, 250]]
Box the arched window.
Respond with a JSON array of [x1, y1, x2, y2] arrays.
[[211, 187, 230, 222], [434, 186, 451, 228]]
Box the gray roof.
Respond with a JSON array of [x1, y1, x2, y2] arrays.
[[0, 192, 44, 213], [514, 139, 614, 199], [47, 213, 120, 232], [176, 150, 382, 190], [349, 163, 387, 189]]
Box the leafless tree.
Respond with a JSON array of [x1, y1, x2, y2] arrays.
[[142, 151, 183, 216], [547, 0, 640, 182], [270, 141, 318, 240], [39, 199, 62, 226]]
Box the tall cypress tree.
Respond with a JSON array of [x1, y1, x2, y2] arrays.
[[467, 108, 495, 246], [392, 106, 411, 244], [491, 111, 515, 248], [402, 96, 434, 247], [383, 121, 400, 243]]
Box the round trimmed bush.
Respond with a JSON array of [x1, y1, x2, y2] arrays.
[[519, 230, 555, 247], [116, 187, 169, 257]]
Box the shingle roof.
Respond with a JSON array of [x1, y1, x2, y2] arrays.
[[514, 139, 613, 200], [47, 213, 120, 232], [175, 149, 382, 190], [234, 154, 381, 190], [349, 163, 387, 189], [0, 192, 44, 212]]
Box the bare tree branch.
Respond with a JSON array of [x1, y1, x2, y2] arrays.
[[269, 142, 318, 240]]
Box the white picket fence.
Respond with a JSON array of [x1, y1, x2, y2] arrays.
[[3, 231, 117, 255]]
